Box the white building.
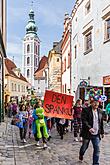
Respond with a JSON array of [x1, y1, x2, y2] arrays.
[[22, 9, 40, 88], [71, 0, 110, 102], [61, 13, 71, 94], [34, 56, 48, 98]]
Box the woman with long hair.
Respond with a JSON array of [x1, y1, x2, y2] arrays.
[[17, 104, 28, 143]]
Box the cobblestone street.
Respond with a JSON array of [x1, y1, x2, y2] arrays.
[[0, 118, 110, 165]]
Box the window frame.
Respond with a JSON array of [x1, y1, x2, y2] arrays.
[[27, 57, 30, 65], [85, 0, 91, 15], [27, 44, 30, 53], [104, 18, 110, 42], [27, 69, 30, 78], [83, 26, 93, 55]]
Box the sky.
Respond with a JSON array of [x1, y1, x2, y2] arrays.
[[7, 0, 75, 68]]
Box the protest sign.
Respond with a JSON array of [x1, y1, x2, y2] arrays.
[[43, 90, 74, 119]]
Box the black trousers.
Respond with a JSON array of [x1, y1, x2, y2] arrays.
[[57, 123, 65, 139], [19, 123, 27, 140], [34, 126, 47, 143]]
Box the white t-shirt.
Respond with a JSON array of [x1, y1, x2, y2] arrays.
[[92, 110, 99, 135]]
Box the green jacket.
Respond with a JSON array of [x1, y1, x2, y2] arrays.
[[106, 103, 110, 114]]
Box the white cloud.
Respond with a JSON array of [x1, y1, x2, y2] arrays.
[[7, 37, 22, 68], [38, 4, 64, 27]]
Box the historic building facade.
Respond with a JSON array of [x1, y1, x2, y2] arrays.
[[22, 9, 40, 87], [48, 41, 62, 93], [71, 0, 110, 102], [5, 58, 28, 103], [61, 13, 71, 94], [0, 0, 6, 122]]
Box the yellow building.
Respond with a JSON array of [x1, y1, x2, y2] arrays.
[[5, 58, 28, 103], [0, 0, 7, 122], [48, 41, 62, 93]]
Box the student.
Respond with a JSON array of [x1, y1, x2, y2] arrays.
[[17, 104, 28, 143]]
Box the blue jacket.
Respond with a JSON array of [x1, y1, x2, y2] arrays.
[[32, 109, 38, 134]]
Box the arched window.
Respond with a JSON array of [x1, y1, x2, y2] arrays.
[[27, 69, 30, 78], [27, 44, 30, 53], [27, 57, 30, 65], [36, 46, 37, 54]]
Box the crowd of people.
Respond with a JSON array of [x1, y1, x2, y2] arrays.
[[4, 97, 110, 165]]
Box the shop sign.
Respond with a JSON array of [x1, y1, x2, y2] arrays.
[[103, 76, 110, 85], [80, 80, 88, 87]]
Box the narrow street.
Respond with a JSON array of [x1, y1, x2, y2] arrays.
[[0, 118, 110, 165]]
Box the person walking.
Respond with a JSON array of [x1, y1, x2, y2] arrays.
[[105, 102, 110, 123], [79, 99, 104, 165], [32, 100, 49, 148], [73, 99, 82, 141], [17, 104, 28, 143]]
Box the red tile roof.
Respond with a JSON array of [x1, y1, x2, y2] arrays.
[[34, 56, 48, 79], [35, 56, 48, 73], [5, 58, 28, 82]]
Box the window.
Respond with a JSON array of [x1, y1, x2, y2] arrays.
[[24, 86, 25, 92], [74, 45, 77, 59], [12, 83, 14, 91], [27, 57, 30, 65], [27, 44, 30, 53], [57, 77, 61, 82], [36, 46, 38, 54], [68, 53, 70, 67], [85, 1, 91, 15], [15, 84, 16, 91], [27, 69, 30, 78], [18, 85, 20, 92], [22, 86, 23, 92], [65, 84, 66, 93], [64, 58, 66, 72], [57, 58, 59, 62], [36, 58, 38, 66], [105, 19, 110, 40], [85, 32, 92, 51], [107, 19, 110, 39]]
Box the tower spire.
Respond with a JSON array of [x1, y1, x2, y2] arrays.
[[31, 0, 34, 9]]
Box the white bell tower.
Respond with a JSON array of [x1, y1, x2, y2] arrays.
[[22, 8, 40, 87]]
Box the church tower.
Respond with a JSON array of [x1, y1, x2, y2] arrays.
[[22, 8, 40, 87]]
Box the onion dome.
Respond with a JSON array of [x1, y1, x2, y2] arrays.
[[25, 9, 38, 34]]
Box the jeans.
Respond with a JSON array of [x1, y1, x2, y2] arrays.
[[79, 135, 100, 165], [19, 123, 27, 140]]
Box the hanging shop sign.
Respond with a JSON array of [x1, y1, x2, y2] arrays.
[[80, 80, 88, 87], [103, 75, 110, 85]]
